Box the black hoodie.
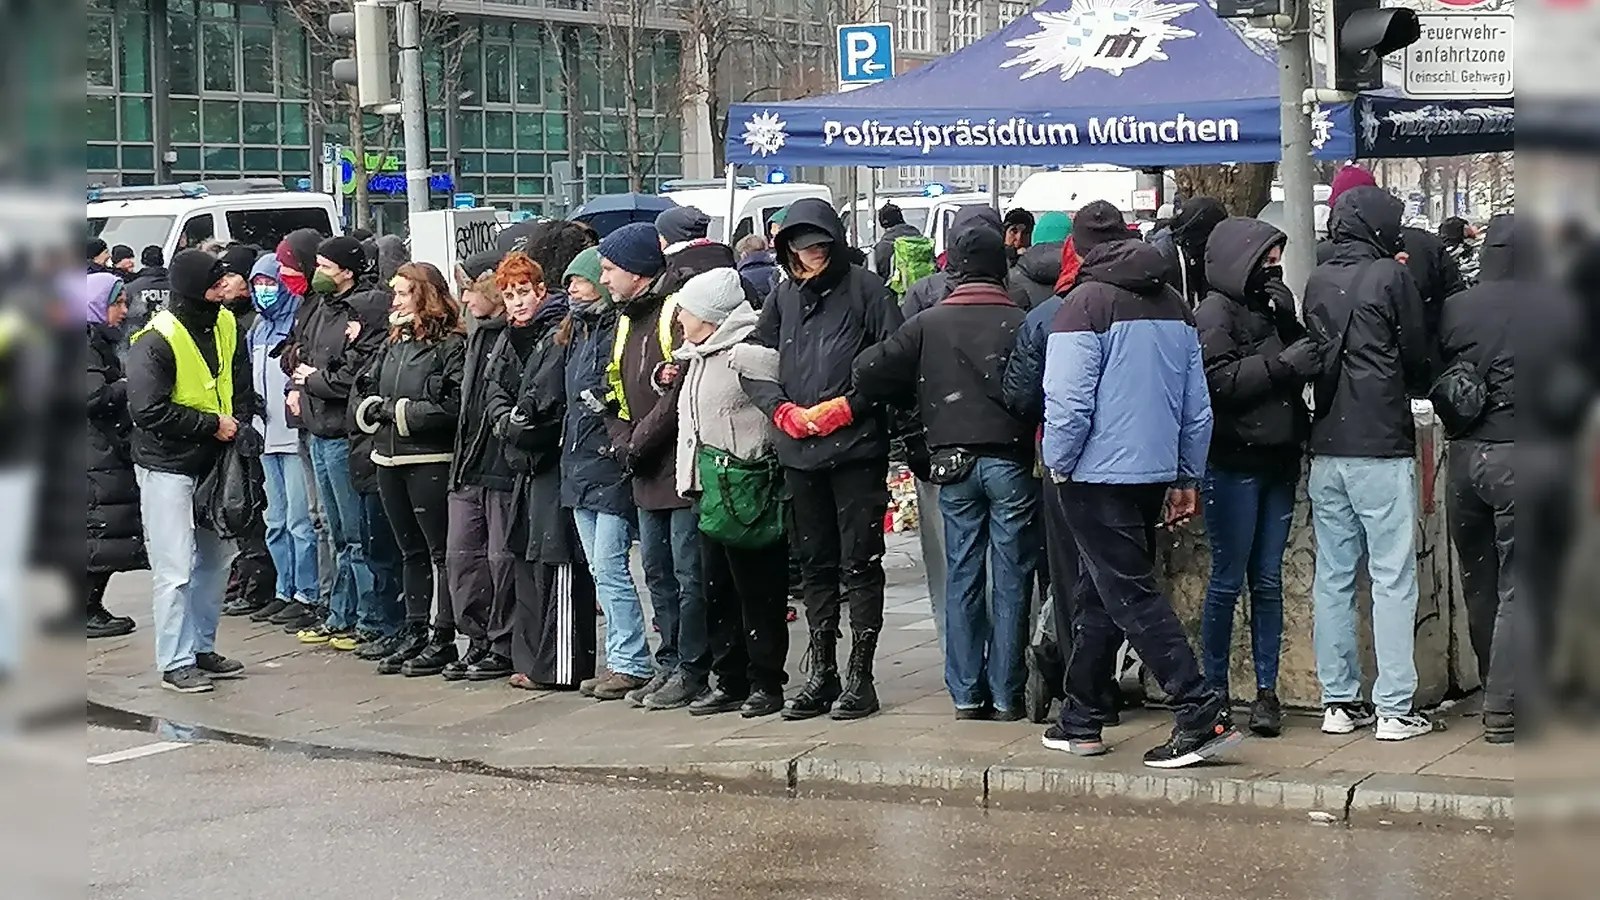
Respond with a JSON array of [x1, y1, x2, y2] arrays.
[[1192, 217, 1308, 478], [1007, 241, 1063, 312], [742, 197, 905, 472], [1161, 197, 1227, 306], [1303, 186, 1430, 459], [1436, 213, 1515, 443]]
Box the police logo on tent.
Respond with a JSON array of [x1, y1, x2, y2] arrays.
[[1004, 0, 1199, 80], [742, 111, 789, 157], [1311, 107, 1333, 149]]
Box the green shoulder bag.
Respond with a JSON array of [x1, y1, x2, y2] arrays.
[[696, 444, 784, 550]]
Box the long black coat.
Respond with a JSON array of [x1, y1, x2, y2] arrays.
[[87, 323, 147, 574]]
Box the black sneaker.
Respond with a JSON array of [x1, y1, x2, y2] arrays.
[[249, 598, 290, 623], [626, 670, 673, 707], [161, 665, 213, 694], [444, 645, 490, 681], [464, 652, 514, 682], [1040, 723, 1108, 757], [221, 597, 267, 617], [992, 707, 1027, 723], [688, 685, 749, 717], [644, 670, 710, 710], [195, 652, 245, 679], [280, 605, 323, 633], [954, 706, 992, 721], [1249, 689, 1282, 737], [87, 608, 135, 639], [355, 631, 402, 661], [1143, 714, 1243, 769], [267, 600, 311, 626], [740, 687, 785, 718]]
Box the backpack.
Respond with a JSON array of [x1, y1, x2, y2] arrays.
[[887, 235, 936, 297], [1429, 356, 1492, 439]]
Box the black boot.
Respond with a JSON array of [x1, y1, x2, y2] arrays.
[[400, 627, 459, 677], [375, 623, 431, 675], [831, 629, 880, 721], [443, 643, 489, 681], [87, 605, 134, 639], [782, 631, 840, 721]]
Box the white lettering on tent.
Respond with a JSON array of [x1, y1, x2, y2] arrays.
[[816, 112, 1236, 154]]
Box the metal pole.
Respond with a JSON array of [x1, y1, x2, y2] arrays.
[[847, 168, 860, 245], [989, 165, 1002, 212], [724, 163, 737, 244], [866, 169, 878, 245], [1277, 0, 1316, 298], [397, 0, 429, 215]]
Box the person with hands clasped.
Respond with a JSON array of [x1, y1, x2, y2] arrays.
[[739, 198, 905, 722], [125, 248, 256, 693], [1192, 217, 1320, 739]]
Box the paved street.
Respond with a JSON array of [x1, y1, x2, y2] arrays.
[[75, 725, 1510, 900]]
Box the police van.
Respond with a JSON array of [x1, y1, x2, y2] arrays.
[[87, 179, 342, 260], [659, 178, 832, 245]]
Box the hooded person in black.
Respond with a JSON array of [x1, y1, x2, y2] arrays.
[[1156, 197, 1228, 307], [899, 205, 1004, 319], [1192, 217, 1317, 737], [871, 203, 923, 280], [1436, 213, 1516, 741], [1302, 185, 1435, 740], [739, 197, 904, 722], [854, 213, 1040, 720]]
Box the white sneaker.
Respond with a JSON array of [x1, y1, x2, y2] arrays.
[[1321, 702, 1378, 735], [1376, 713, 1436, 742]]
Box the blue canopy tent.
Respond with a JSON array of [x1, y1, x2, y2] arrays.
[[1325, 89, 1514, 159]]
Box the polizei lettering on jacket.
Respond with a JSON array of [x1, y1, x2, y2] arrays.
[[455, 219, 498, 261], [819, 113, 1240, 155]]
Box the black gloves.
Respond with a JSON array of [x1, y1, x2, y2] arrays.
[[1275, 337, 1323, 378]]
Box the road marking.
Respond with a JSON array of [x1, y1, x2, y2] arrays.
[[87, 741, 191, 766]]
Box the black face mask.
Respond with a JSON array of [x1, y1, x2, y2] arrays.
[[1246, 263, 1284, 294]]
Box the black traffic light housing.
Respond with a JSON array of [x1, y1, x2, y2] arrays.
[[1331, 0, 1421, 92]]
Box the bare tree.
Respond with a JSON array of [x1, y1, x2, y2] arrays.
[[678, 0, 787, 169], [1174, 163, 1277, 217]]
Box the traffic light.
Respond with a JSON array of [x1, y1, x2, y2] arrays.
[[329, 2, 393, 108], [1329, 0, 1420, 92]]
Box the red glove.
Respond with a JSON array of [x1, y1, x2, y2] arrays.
[[803, 397, 854, 438], [773, 402, 814, 440]]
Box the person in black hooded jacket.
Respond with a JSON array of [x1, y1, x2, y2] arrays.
[[1155, 197, 1228, 307], [1436, 213, 1516, 742], [1192, 217, 1318, 738], [85, 273, 143, 639], [739, 197, 904, 722], [898, 205, 1005, 319]]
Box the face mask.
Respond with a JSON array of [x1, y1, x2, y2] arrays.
[[252, 283, 280, 310], [311, 271, 339, 294], [1247, 263, 1284, 293], [281, 270, 309, 297]]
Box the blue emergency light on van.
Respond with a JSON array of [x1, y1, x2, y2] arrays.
[[922, 182, 950, 197]]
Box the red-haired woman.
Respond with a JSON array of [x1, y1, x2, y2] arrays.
[[353, 261, 466, 674], [485, 250, 596, 690]]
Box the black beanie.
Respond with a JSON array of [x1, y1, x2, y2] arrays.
[[168, 249, 228, 299], [460, 248, 505, 282], [1072, 201, 1132, 255], [219, 244, 260, 279], [656, 206, 712, 245], [317, 235, 368, 276]]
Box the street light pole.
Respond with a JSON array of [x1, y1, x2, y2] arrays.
[[397, 0, 430, 215], [1276, 0, 1317, 298]]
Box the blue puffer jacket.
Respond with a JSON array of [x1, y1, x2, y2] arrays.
[[246, 254, 303, 455], [1042, 239, 1212, 485], [560, 297, 633, 516]]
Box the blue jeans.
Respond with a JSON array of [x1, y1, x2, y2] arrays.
[[1200, 468, 1294, 695], [637, 506, 705, 675], [574, 507, 653, 679], [262, 452, 319, 605], [136, 467, 239, 673], [361, 490, 404, 636], [306, 436, 373, 632], [938, 458, 1041, 712], [1309, 456, 1419, 718]]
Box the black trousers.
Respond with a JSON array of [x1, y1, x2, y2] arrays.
[[701, 532, 790, 693], [785, 461, 890, 635], [511, 560, 597, 688], [376, 463, 452, 624], [1042, 479, 1124, 706], [1056, 481, 1220, 737], [445, 486, 518, 654], [86, 571, 112, 611], [225, 514, 276, 606], [1447, 440, 1515, 714]]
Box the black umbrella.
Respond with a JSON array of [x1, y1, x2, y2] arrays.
[[571, 193, 679, 238]]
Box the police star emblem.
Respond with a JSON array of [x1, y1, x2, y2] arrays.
[[1003, 0, 1199, 80]]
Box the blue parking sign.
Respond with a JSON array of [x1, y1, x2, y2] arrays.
[[837, 23, 894, 85]]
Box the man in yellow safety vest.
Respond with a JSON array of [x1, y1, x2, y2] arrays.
[[126, 248, 255, 694]]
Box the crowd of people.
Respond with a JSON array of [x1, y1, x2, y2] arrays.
[[82, 162, 1516, 771]]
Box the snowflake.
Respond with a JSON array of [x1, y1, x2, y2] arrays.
[[1002, 0, 1199, 80], [1311, 107, 1332, 150], [741, 110, 788, 158], [1359, 99, 1381, 150]]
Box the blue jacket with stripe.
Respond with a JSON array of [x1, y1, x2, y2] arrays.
[[1042, 239, 1213, 486]]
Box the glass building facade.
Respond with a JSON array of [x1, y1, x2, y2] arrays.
[[87, 0, 687, 224]]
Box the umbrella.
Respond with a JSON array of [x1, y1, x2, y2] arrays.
[[571, 192, 678, 238]]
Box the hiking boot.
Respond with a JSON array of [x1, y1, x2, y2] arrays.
[[161, 665, 213, 694], [444, 644, 490, 682], [626, 670, 673, 707], [465, 652, 514, 681], [644, 670, 710, 711], [400, 628, 458, 677], [1249, 689, 1283, 738], [1321, 701, 1377, 735], [375, 623, 431, 675], [688, 685, 749, 717], [579, 667, 615, 697], [1483, 711, 1514, 744], [87, 606, 135, 639], [783, 631, 840, 721], [354, 631, 402, 661], [1143, 711, 1243, 769], [592, 671, 651, 702], [194, 652, 245, 679], [740, 687, 785, 718], [249, 598, 290, 623], [1041, 723, 1108, 757], [831, 629, 880, 721]]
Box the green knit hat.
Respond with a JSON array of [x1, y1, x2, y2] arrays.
[[1032, 210, 1073, 245], [563, 245, 610, 303]]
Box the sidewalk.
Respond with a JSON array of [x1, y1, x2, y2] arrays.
[[87, 534, 1511, 826]]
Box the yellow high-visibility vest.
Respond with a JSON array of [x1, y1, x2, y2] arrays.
[[605, 295, 677, 422], [134, 308, 236, 416]]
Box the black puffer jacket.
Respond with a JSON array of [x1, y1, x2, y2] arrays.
[[449, 314, 515, 492], [1303, 186, 1430, 459], [87, 323, 146, 574], [289, 273, 387, 439], [741, 198, 905, 472], [1193, 217, 1309, 479], [561, 299, 632, 515], [1007, 241, 1063, 312], [354, 330, 466, 466], [1436, 213, 1515, 444]]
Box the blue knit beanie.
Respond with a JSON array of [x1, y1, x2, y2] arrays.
[[598, 222, 666, 278]]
